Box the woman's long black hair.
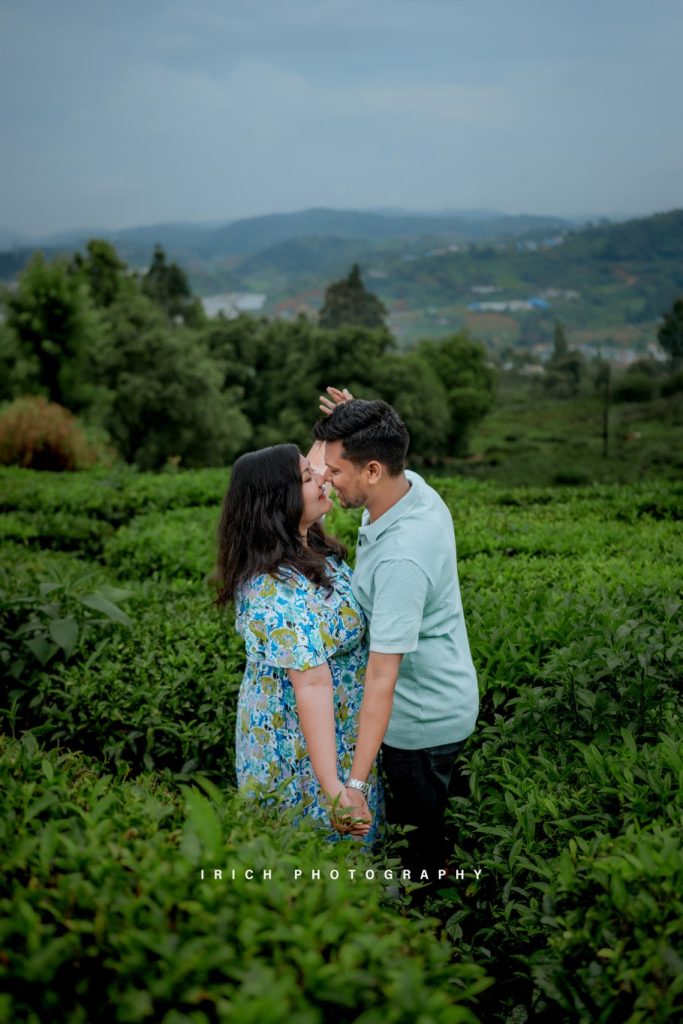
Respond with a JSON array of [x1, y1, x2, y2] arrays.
[[214, 443, 347, 608]]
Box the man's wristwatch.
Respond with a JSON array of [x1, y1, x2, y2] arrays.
[[345, 777, 371, 799]]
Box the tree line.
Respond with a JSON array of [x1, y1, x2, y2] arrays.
[[0, 246, 495, 470]]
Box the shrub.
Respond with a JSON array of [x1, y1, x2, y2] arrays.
[[104, 508, 219, 578], [0, 396, 99, 471], [433, 719, 683, 1022], [661, 369, 683, 397], [0, 465, 229, 522], [2, 468, 682, 1023], [526, 825, 683, 1022], [552, 468, 591, 486], [0, 562, 243, 783], [611, 373, 656, 403], [0, 560, 133, 698], [0, 509, 115, 557], [0, 732, 492, 1023]]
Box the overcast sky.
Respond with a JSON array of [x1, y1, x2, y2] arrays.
[[1, 0, 682, 237]]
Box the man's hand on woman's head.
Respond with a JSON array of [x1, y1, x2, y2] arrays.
[[319, 386, 353, 416]]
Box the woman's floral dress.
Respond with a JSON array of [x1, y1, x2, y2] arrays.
[[234, 557, 383, 845]]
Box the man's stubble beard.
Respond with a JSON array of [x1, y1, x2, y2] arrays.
[[346, 493, 367, 510], [336, 490, 367, 510]]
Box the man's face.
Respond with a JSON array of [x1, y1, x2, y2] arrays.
[[323, 440, 368, 509]]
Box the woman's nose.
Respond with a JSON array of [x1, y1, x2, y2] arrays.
[[314, 467, 332, 495]]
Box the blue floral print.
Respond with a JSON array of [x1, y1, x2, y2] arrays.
[[234, 557, 383, 845]]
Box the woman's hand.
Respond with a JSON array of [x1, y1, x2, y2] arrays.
[[319, 386, 354, 416]]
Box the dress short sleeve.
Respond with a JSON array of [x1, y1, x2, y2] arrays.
[[236, 572, 328, 671]]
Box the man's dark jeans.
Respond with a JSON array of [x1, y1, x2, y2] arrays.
[[380, 738, 467, 885]]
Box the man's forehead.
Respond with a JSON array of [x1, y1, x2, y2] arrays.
[[324, 441, 351, 468]]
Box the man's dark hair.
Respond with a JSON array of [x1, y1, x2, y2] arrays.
[[214, 443, 346, 608], [313, 399, 409, 476]]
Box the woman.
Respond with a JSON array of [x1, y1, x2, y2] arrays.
[[215, 442, 382, 845]]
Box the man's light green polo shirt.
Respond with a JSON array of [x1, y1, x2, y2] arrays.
[[351, 470, 479, 749]]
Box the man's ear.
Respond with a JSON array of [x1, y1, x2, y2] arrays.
[[365, 460, 384, 484]]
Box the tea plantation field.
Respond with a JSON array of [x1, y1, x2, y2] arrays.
[[1, 466, 681, 1023]]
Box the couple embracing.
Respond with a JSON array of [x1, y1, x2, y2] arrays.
[[215, 391, 479, 883]]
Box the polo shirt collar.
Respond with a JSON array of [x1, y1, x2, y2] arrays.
[[358, 470, 423, 544]]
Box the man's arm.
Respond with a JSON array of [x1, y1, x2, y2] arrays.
[[346, 559, 429, 805], [305, 439, 327, 474], [349, 651, 402, 782]]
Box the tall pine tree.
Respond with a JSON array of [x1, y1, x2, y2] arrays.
[[319, 264, 387, 329]]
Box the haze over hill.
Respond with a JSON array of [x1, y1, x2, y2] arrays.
[[1, 206, 681, 360], [0, 207, 578, 262]]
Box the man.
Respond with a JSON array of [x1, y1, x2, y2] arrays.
[[311, 394, 479, 888]]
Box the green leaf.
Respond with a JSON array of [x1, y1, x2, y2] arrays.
[[25, 792, 58, 821], [39, 582, 63, 596], [25, 636, 59, 665], [80, 593, 132, 626], [48, 617, 79, 658], [99, 585, 135, 603], [193, 774, 226, 804], [620, 728, 637, 754], [182, 785, 223, 858], [38, 603, 60, 619]]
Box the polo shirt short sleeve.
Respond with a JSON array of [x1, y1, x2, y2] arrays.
[[366, 559, 429, 655]]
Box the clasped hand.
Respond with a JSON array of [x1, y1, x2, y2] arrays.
[[325, 780, 372, 837]]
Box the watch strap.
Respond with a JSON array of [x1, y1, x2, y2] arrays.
[[345, 777, 370, 798]]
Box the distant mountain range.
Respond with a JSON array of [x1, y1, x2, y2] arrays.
[[1, 206, 681, 355], [0, 206, 579, 271]]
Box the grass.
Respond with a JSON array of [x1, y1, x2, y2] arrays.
[[452, 376, 683, 487]]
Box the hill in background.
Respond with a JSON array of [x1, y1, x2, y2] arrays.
[[1, 206, 681, 360]]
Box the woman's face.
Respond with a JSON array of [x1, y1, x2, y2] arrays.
[[299, 453, 332, 532]]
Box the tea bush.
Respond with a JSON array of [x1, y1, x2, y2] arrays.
[[430, 717, 683, 1022], [1, 465, 681, 1022], [0, 732, 490, 1024], [105, 507, 220, 579], [0, 508, 116, 556], [0, 465, 229, 522], [525, 824, 683, 1022], [1, 564, 243, 783], [1, 560, 132, 689]]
